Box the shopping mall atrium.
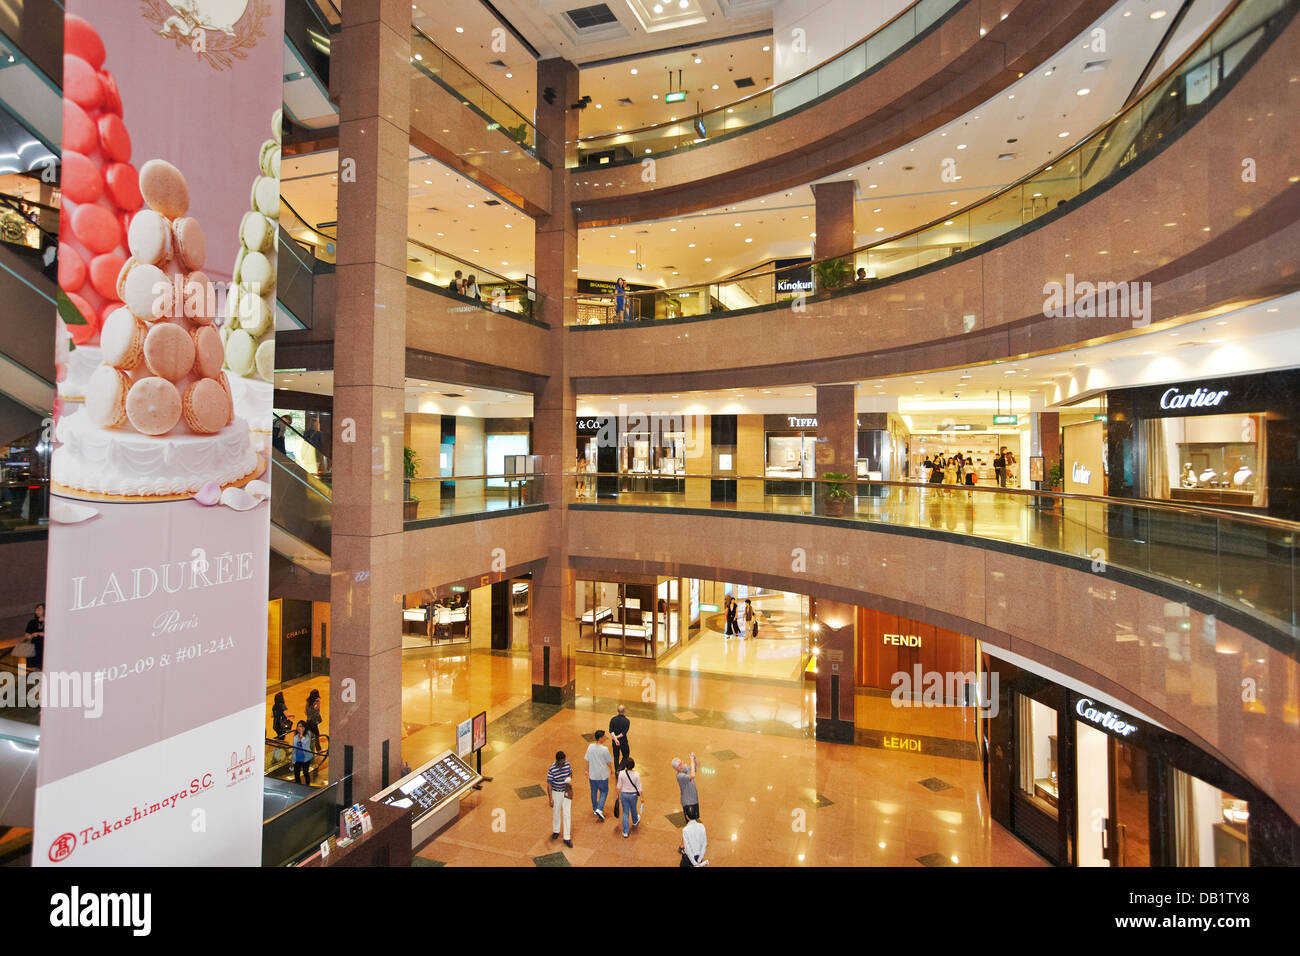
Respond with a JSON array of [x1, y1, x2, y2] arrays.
[[1, 0, 1299, 877]]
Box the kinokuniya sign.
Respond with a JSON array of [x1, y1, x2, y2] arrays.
[[1073, 695, 1144, 741], [774, 258, 813, 294]]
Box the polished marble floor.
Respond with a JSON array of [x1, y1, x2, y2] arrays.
[[265, 635, 1045, 865]]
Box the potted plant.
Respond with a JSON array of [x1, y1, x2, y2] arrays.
[[820, 472, 853, 517], [812, 257, 851, 293], [403, 446, 421, 521]]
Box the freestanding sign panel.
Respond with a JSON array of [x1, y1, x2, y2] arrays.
[[36, 1, 284, 866]]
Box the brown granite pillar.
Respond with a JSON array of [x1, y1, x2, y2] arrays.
[[1036, 411, 1061, 487], [530, 58, 580, 704], [812, 598, 856, 743], [815, 384, 857, 514], [327, 1, 410, 798], [811, 180, 857, 262]]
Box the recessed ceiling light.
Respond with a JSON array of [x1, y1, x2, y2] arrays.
[[734, 222, 741, 227], [1058, 131, 1070, 137], [467, 203, 475, 208], [712, 84, 719, 90], [505, 72, 512, 78], [595, 103, 602, 109], [744, 237, 752, 243], [873, 208, 881, 213], [704, 257, 711, 262], [874, 226, 884, 232], [688, 243, 696, 247], [423, 179, 432, 184], [949, 200, 958, 206], [455, 26, 463, 32], [1149, 10, 1168, 19], [1076, 88, 1090, 96], [652, 3, 662, 11], [956, 144, 967, 150], [944, 220, 953, 226], [694, 57, 702, 64], [763, 45, 770, 52]]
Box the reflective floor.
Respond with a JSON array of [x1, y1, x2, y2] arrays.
[[264, 637, 1046, 866]]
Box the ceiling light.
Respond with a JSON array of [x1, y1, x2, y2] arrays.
[[505, 72, 512, 78], [872, 208, 881, 213], [1044, 68, 1054, 77], [688, 242, 696, 247], [734, 222, 741, 226], [423, 179, 432, 184], [1149, 9, 1168, 19], [631, 67, 640, 74], [652, 3, 662, 11], [712, 84, 719, 90], [467, 203, 475, 208], [944, 220, 953, 226], [956, 144, 967, 150], [949, 200, 958, 206], [679, 0, 688, 7], [694, 57, 702, 64], [455, 26, 463, 32], [704, 257, 711, 262], [868, 183, 878, 189], [874, 226, 884, 232], [745, 237, 753, 243], [1076, 88, 1090, 96], [595, 103, 602, 109], [1058, 131, 1069, 137]]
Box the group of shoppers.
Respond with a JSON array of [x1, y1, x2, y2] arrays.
[[271, 688, 325, 786], [447, 269, 482, 300], [923, 446, 1016, 490], [723, 594, 760, 640], [546, 703, 708, 865]]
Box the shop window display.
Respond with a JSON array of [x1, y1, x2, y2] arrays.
[[1018, 695, 1060, 815], [1171, 770, 1250, 867], [1152, 412, 1266, 509]]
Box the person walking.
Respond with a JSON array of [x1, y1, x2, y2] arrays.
[[546, 750, 574, 848], [724, 598, 738, 640], [943, 455, 957, 490], [993, 447, 1008, 488], [608, 704, 631, 773], [448, 269, 463, 295], [735, 598, 748, 641], [928, 456, 944, 485], [672, 752, 699, 818], [291, 721, 312, 786], [746, 598, 758, 639], [584, 730, 615, 821], [678, 805, 708, 867], [616, 757, 643, 838]]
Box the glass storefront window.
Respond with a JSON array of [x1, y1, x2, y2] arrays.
[[1171, 770, 1250, 866], [766, 434, 815, 479], [486, 433, 528, 487], [1018, 695, 1060, 817], [1145, 412, 1266, 508]]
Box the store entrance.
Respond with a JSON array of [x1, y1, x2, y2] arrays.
[[1110, 739, 1151, 867]]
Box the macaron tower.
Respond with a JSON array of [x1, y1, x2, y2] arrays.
[[51, 159, 263, 501], [56, 14, 144, 401], [223, 110, 281, 446]]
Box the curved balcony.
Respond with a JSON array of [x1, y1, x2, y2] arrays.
[[565, 475, 1300, 822], [569, 0, 1114, 226], [567, 0, 1300, 391]]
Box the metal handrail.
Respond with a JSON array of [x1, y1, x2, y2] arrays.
[[408, 472, 550, 482], [573, 0, 956, 146], [573, 0, 1283, 316], [565, 472, 1300, 534]]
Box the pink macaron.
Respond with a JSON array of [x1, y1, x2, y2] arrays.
[[181, 378, 229, 434], [191, 325, 224, 378], [97, 113, 131, 163], [84, 365, 131, 428], [89, 252, 125, 300], [172, 217, 206, 271], [143, 321, 196, 381], [62, 100, 96, 155], [122, 261, 169, 320], [71, 202, 121, 255], [64, 14, 106, 70], [182, 271, 215, 324], [61, 151, 102, 205], [105, 162, 142, 211], [99, 69, 123, 117], [125, 377, 182, 436], [58, 243, 87, 293], [63, 54, 103, 110], [138, 160, 189, 219]]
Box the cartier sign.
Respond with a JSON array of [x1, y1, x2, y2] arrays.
[[1075, 697, 1138, 737], [1159, 386, 1229, 410]]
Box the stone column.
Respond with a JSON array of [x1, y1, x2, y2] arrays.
[[529, 58, 580, 704], [812, 598, 856, 743], [815, 384, 857, 513], [812, 180, 857, 285], [328, 2, 410, 798]]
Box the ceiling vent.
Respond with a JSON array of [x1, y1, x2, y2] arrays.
[[483, 199, 501, 206], [733, 76, 755, 88], [443, 392, 465, 398], [488, 59, 508, 69], [617, 97, 633, 105], [997, 153, 1016, 161], [1083, 59, 1110, 72], [565, 4, 618, 29]]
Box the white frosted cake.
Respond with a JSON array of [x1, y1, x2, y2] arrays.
[[54, 408, 261, 499], [57, 344, 103, 402]]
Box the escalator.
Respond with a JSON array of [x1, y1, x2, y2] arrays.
[[269, 420, 332, 576]]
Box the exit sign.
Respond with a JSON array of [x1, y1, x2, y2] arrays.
[[1094, 414, 1108, 421], [992, 415, 1018, 425], [451, 585, 467, 593], [699, 603, 719, 612], [665, 91, 686, 103]]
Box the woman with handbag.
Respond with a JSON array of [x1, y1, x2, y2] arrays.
[[616, 757, 643, 838], [20, 603, 44, 670]]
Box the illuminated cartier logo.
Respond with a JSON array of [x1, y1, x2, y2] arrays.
[[1072, 461, 1092, 484], [1075, 697, 1138, 737], [1159, 386, 1229, 410]]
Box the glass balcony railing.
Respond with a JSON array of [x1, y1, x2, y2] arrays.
[[569, 473, 1299, 640], [571, 0, 1291, 326], [409, 28, 552, 167], [570, 0, 964, 167], [279, 198, 543, 322], [404, 473, 548, 526]]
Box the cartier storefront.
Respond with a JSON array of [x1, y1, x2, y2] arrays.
[[1104, 369, 1300, 519]]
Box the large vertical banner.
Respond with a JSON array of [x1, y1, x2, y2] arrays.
[[36, 1, 283, 866]]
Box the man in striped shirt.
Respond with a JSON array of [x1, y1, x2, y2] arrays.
[[547, 750, 574, 848]]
